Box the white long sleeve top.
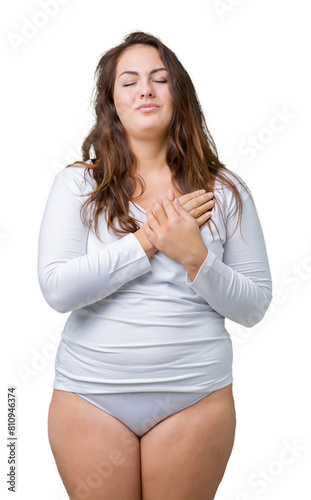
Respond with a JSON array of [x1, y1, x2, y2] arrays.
[[37, 162, 272, 394]]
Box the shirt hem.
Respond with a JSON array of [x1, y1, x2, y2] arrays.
[[52, 374, 233, 395]]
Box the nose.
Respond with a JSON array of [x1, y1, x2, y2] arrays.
[[139, 81, 155, 98]]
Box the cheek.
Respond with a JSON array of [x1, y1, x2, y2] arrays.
[[115, 93, 133, 114], [166, 95, 174, 118], [163, 88, 173, 111]]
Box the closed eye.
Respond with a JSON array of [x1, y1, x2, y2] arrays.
[[123, 79, 168, 87]]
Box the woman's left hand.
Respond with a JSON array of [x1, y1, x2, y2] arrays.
[[143, 196, 208, 271]]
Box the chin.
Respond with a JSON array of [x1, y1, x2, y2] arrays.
[[137, 120, 171, 134]]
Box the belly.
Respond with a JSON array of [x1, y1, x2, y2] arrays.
[[57, 297, 233, 393]]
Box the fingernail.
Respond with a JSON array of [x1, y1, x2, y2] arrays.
[[199, 189, 206, 194]]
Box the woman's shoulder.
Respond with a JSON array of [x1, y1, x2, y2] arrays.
[[213, 168, 256, 220], [214, 167, 246, 189], [214, 168, 253, 201], [55, 160, 95, 194]]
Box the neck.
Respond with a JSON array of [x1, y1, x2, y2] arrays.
[[129, 135, 169, 176]]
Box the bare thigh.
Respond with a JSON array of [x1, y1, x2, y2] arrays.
[[48, 389, 141, 500], [140, 384, 236, 500]]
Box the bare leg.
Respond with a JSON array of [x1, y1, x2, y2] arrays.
[[140, 384, 236, 500], [48, 389, 141, 500]]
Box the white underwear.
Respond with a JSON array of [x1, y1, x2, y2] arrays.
[[75, 390, 215, 437]]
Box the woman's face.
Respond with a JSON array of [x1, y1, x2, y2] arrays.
[[113, 45, 174, 141]]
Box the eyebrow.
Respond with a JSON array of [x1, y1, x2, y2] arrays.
[[118, 67, 167, 78]]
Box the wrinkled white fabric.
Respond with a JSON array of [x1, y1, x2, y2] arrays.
[[37, 162, 272, 393]]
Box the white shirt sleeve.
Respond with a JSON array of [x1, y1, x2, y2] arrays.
[[37, 167, 152, 313], [185, 179, 273, 327]]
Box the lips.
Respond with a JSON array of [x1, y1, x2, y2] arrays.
[[137, 103, 160, 110]]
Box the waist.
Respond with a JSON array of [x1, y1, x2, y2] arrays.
[[64, 305, 225, 343]]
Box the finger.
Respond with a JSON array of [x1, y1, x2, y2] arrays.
[[167, 188, 175, 202], [158, 196, 183, 220], [149, 196, 177, 220], [179, 191, 214, 213], [190, 198, 215, 219], [179, 190, 212, 206], [146, 207, 161, 231], [172, 197, 194, 221], [143, 222, 158, 244], [151, 198, 168, 224], [197, 211, 212, 228]]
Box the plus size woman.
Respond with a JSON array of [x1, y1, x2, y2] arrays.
[[38, 31, 272, 500]]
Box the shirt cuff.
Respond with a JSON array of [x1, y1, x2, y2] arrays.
[[121, 232, 153, 274], [185, 249, 218, 286]]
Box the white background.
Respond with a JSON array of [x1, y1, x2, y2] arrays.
[[1, 0, 310, 498]]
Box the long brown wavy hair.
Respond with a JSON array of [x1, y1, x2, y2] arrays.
[[67, 30, 250, 240]]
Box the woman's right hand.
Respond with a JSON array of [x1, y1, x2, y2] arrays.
[[167, 189, 215, 228]]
